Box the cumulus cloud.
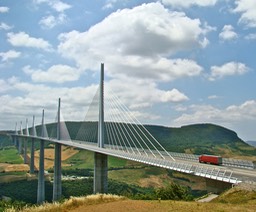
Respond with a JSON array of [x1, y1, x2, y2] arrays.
[[245, 33, 256, 40], [173, 101, 256, 125], [0, 22, 12, 30], [58, 2, 209, 81], [172, 100, 256, 139], [0, 6, 9, 13], [0, 77, 99, 129], [39, 13, 67, 29], [7, 32, 53, 51], [161, 0, 218, 8], [0, 50, 21, 62], [232, 0, 256, 28], [33, 0, 71, 29], [209, 61, 249, 81], [105, 77, 189, 113], [33, 0, 71, 12], [160, 88, 189, 102], [23, 65, 81, 83], [102, 0, 118, 9], [219, 25, 238, 41]]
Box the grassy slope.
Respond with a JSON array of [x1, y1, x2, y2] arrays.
[[15, 188, 256, 212], [0, 146, 23, 164]]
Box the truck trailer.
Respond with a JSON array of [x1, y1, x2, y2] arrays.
[[199, 154, 222, 165]]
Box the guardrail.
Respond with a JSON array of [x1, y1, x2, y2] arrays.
[[167, 152, 255, 170], [10, 134, 250, 184]]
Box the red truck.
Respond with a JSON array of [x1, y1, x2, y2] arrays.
[[199, 154, 222, 165]]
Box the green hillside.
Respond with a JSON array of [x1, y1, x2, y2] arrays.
[[145, 123, 256, 157]]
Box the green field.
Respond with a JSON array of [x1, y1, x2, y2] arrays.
[[63, 149, 130, 170], [0, 146, 23, 164]]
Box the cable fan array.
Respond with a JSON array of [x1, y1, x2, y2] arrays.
[[35, 83, 174, 161]]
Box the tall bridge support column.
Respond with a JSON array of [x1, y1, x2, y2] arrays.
[[94, 153, 108, 194], [30, 138, 35, 174], [30, 116, 36, 174], [94, 63, 108, 194], [23, 138, 27, 164], [53, 98, 62, 201], [53, 143, 62, 201], [18, 138, 22, 154], [37, 110, 46, 204], [24, 119, 29, 164], [18, 122, 23, 154], [37, 139, 45, 204], [14, 123, 18, 147]]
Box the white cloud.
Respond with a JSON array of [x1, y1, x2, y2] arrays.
[[23, 65, 81, 84], [0, 79, 12, 93], [0, 22, 12, 30], [208, 95, 221, 99], [58, 2, 208, 81], [245, 33, 256, 40], [160, 88, 189, 102], [7, 32, 53, 51], [33, 0, 71, 12], [0, 50, 21, 62], [233, 0, 256, 28], [219, 25, 238, 41], [39, 13, 67, 29], [106, 78, 188, 110], [50, 1, 72, 12], [0, 77, 99, 129], [162, 0, 218, 8], [173, 100, 256, 125], [0, 6, 9, 13], [209, 61, 249, 81], [172, 100, 256, 140]]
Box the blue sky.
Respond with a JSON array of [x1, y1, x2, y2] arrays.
[[0, 0, 256, 141]]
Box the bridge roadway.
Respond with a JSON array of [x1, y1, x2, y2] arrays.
[[15, 134, 256, 184]]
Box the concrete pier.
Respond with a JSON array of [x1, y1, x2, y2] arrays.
[[37, 139, 45, 203], [18, 138, 22, 154], [93, 63, 108, 194], [52, 143, 62, 201], [94, 152, 108, 194], [30, 116, 36, 174], [30, 138, 35, 174], [23, 138, 27, 164], [53, 98, 62, 201], [37, 110, 46, 204]]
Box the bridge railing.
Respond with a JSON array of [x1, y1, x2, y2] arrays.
[[161, 151, 255, 170], [11, 134, 245, 184]]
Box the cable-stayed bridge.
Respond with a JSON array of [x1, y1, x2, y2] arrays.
[[9, 64, 256, 204]]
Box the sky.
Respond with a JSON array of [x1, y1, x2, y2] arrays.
[[0, 0, 256, 141]]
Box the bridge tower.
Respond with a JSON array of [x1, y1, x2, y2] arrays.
[[53, 98, 62, 201], [23, 119, 29, 164], [37, 110, 46, 204], [94, 63, 108, 194], [30, 115, 36, 174], [18, 122, 23, 154]]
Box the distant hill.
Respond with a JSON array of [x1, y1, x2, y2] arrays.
[[246, 141, 256, 147], [145, 123, 256, 157]]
